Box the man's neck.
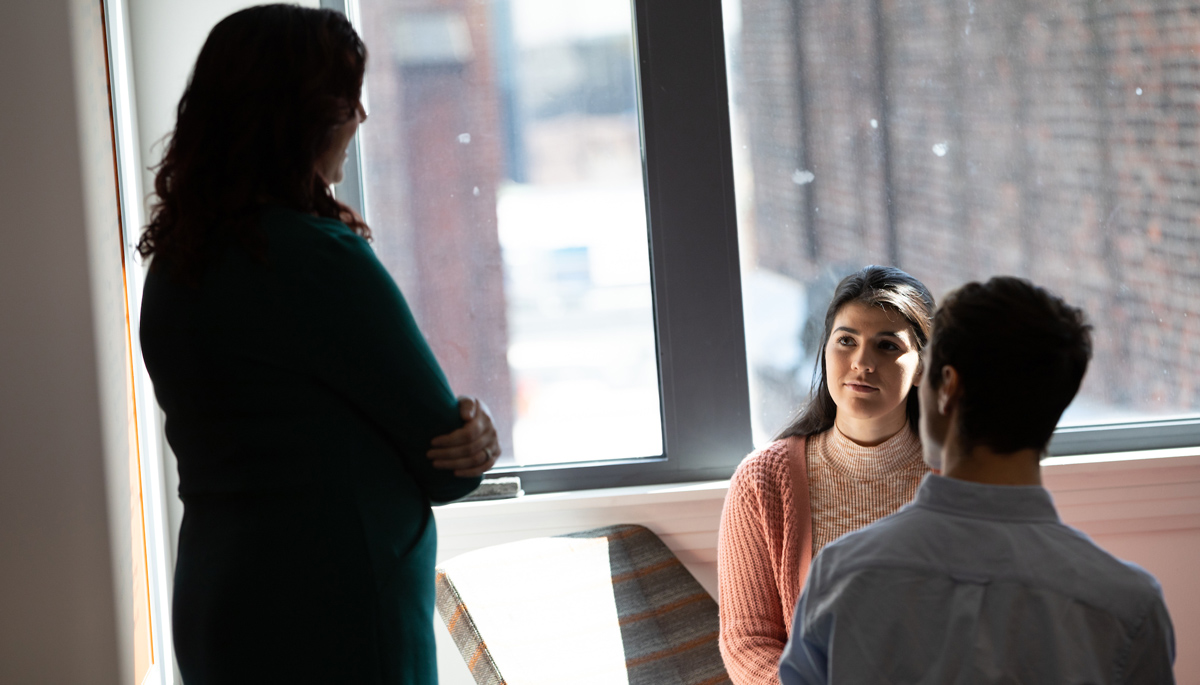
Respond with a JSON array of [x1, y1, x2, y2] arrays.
[[940, 443, 1043, 486]]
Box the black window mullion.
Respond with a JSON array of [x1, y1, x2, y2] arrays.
[[333, 0, 752, 494], [491, 0, 752, 494]]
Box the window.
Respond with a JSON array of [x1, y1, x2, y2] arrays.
[[354, 0, 663, 467], [101, 0, 178, 679], [328, 0, 749, 492], [326, 0, 1200, 493], [724, 0, 1200, 455]]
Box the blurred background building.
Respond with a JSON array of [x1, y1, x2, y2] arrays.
[[357, 0, 659, 464], [730, 0, 1200, 440]]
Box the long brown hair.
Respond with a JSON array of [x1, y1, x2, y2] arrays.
[[776, 265, 935, 440], [137, 5, 369, 274]]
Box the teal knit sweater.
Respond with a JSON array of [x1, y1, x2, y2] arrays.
[[141, 205, 480, 683]]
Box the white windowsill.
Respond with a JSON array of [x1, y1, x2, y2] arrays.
[[437, 445, 1200, 515], [1043, 445, 1200, 466], [439, 478, 729, 513], [432, 445, 1200, 596]]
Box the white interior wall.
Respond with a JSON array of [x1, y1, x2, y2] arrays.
[[0, 1, 127, 682], [128, 0, 320, 205]]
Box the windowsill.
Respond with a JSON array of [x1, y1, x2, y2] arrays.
[[437, 445, 1200, 515], [436, 478, 730, 518], [432, 445, 1200, 583], [1042, 444, 1200, 466]]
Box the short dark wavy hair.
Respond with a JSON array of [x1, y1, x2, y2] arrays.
[[138, 5, 369, 275], [927, 276, 1093, 454], [778, 265, 935, 440]]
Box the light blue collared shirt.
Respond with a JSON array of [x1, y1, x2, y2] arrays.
[[779, 474, 1175, 684]]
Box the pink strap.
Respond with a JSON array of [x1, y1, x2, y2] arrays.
[[784, 435, 814, 631]]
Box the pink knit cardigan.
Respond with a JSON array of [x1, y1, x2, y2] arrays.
[[717, 436, 811, 685]]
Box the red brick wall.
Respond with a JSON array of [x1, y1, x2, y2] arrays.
[[740, 0, 1200, 413], [358, 0, 515, 454]]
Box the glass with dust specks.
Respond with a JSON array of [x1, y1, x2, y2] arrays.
[[354, 0, 662, 466], [722, 0, 1200, 448]]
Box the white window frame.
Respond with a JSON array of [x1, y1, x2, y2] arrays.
[[102, 0, 178, 682]]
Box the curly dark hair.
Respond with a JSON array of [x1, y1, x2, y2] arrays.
[[777, 265, 935, 440], [138, 5, 369, 274]]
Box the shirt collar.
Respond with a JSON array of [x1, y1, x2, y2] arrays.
[[914, 473, 1061, 523]]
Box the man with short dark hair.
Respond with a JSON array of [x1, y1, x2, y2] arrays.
[[778, 276, 1175, 684]]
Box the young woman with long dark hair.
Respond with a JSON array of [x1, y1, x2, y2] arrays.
[[717, 266, 935, 684], [138, 7, 498, 683]]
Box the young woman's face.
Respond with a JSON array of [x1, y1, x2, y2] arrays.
[[824, 301, 923, 437], [315, 100, 367, 186]]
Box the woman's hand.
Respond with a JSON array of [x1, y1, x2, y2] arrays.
[[427, 396, 501, 477]]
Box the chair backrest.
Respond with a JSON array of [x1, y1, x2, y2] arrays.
[[436, 524, 730, 685]]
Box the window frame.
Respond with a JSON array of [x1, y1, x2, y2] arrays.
[[326, 0, 1200, 495], [1049, 419, 1200, 457], [326, 0, 754, 494], [102, 0, 179, 679]]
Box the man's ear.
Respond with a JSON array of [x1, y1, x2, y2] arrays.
[[937, 365, 961, 416]]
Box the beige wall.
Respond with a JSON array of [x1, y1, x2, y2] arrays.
[[0, 1, 127, 682], [1045, 453, 1200, 683]]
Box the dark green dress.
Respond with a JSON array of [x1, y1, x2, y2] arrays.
[[140, 206, 481, 684]]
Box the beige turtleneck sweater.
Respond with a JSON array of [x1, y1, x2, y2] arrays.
[[807, 424, 927, 556]]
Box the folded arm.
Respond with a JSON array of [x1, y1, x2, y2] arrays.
[[306, 229, 484, 501]]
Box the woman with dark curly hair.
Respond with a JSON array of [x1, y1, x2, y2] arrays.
[[138, 6, 498, 683]]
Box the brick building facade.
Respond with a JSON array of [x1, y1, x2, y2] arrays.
[[739, 0, 1200, 414], [358, 0, 515, 455]]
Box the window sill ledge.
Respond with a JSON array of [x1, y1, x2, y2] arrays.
[[438, 478, 729, 516], [438, 445, 1200, 512], [433, 447, 1200, 564]]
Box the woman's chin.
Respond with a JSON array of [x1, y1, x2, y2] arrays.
[[836, 400, 907, 426], [837, 396, 888, 416]]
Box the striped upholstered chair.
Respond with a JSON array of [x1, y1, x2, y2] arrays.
[[435, 524, 730, 685]]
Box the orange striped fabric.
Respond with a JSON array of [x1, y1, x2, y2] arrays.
[[435, 524, 730, 684], [619, 591, 711, 626], [435, 570, 506, 685]]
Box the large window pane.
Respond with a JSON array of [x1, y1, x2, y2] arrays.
[[356, 0, 661, 465], [725, 0, 1200, 446]]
